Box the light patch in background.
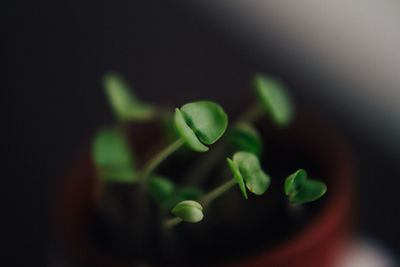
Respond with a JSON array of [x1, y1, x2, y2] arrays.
[[336, 238, 397, 267], [184, 0, 400, 158]]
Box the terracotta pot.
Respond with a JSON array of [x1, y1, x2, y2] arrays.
[[53, 107, 356, 267], [231, 107, 356, 267]]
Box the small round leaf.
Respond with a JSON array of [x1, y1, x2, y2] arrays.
[[161, 186, 202, 209], [227, 158, 248, 199], [289, 179, 327, 204], [180, 101, 228, 145], [233, 152, 271, 195], [253, 74, 294, 126], [148, 176, 203, 209], [284, 169, 307, 195], [164, 187, 204, 209], [174, 108, 208, 152], [226, 123, 263, 155], [103, 72, 155, 121], [93, 128, 137, 183], [147, 176, 175, 204], [171, 200, 204, 223]]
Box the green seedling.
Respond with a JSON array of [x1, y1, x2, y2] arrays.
[[103, 72, 155, 121], [93, 127, 137, 183], [92, 72, 327, 231], [284, 169, 327, 204], [174, 101, 228, 152], [226, 123, 263, 155], [227, 151, 271, 197], [138, 101, 228, 181], [147, 175, 203, 209], [171, 200, 204, 223], [253, 73, 294, 126]]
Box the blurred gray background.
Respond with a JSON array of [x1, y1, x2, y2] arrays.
[[2, 0, 399, 266]]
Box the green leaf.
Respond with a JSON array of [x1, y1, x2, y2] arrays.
[[92, 128, 137, 183], [227, 158, 248, 199], [180, 101, 228, 145], [233, 152, 271, 195], [147, 176, 203, 209], [253, 74, 294, 126], [284, 169, 307, 195], [226, 123, 263, 155], [284, 169, 327, 204], [171, 200, 204, 223], [174, 108, 208, 152], [103, 72, 155, 121], [147, 176, 175, 204], [101, 166, 137, 183], [165, 187, 204, 209], [289, 179, 327, 204]]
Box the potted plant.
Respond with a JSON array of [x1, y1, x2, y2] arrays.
[[54, 73, 355, 266]]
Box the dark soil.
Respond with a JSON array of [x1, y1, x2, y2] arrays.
[[87, 115, 328, 265]]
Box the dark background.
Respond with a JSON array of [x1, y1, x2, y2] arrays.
[[2, 1, 399, 266]]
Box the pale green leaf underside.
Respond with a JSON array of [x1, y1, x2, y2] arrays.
[[171, 200, 204, 223]]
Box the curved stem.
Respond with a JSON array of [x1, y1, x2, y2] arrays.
[[140, 138, 185, 182], [165, 178, 236, 229], [164, 217, 182, 229], [200, 178, 236, 206], [235, 102, 264, 124], [184, 143, 226, 186], [182, 103, 264, 186], [163, 103, 264, 229]]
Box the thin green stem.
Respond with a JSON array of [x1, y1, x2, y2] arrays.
[[200, 178, 236, 206], [182, 103, 264, 186], [184, 143, 226, 186], [163, 103, 264, 229], [165, 178, 237, 229], [164, 217, 182, 229], [235, 102, 265, 124], [140, 138, 185, 182]]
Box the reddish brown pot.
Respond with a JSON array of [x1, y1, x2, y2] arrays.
[[53, 107, 356, 267]]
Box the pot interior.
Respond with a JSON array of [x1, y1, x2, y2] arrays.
[[86, 112, 333, 265]]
